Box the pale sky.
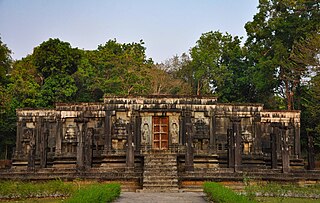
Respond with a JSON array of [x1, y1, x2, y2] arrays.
[[0, 0, 258, 63]]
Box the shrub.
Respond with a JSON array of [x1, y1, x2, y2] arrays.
[[203, 182, 256, 203], [66, 183, 121, 203]]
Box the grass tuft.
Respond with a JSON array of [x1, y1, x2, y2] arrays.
[[66, 183, 121, 203], [203, 182, 256, 203]]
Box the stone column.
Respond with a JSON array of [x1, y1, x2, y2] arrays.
[[231, 117, 242, 172], [40, 121, 48, 168], [104, 110, 112, 154], [294, 123, 301, 158], [15, 120, 23, 157], [126, 122, 134, 170], [270, 122, 279, 169], [307, 131, 315, 170], [55, 118, 62, 156], [271, 132, 278, 169], [85, 128, 93, 169], [280, 124, 290, 173], [253, 115, 262, 154], [209, 114, 216, 153], [27, 130, 36, 171], [185, 111, 194, 171], [76, 122, 85, 170], [227, 128, 235, 169], [133, 111, 140, 152]]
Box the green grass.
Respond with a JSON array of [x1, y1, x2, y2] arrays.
[[245, 182, 320, 199], [256, 197, 320, 203], [203, 182, 256, 203], [0, 180, 74, 199], [66, 183, 121, 203]]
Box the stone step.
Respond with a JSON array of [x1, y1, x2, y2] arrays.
[[143, 180, 178, 185], [143, 183, 179, 188], [144, 173, 177, 176], [143, 178, 178, 184], [144, 173, 178, 179], [145, 164, 177, 170], [144, 164, 176, 167], [138, 188, 180, 193], [144, 166, 177, 171]]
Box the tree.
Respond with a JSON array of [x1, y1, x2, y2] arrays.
[[185, 31, 254, 102], [0, 37, 14, 159], [33, 38, 82, 79], [86, 39, 154, 96], [245, 0, 320, 110]]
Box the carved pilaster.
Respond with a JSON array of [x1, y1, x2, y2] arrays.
[[270, 122, 281, 169], [227, 128, 234, 169], [185, 111, 194, 171], [209, 114, 216, 153], [15, 120, 23, 157], [253, 115, 262, 154], [294, 123, 301, 158], [280, 125, 290, 173], [230, 117, 242, 172], [126, 122, 134, 170], [104, 110, 112, 154]]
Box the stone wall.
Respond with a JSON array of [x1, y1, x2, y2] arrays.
[[3, 96, 314, 190]]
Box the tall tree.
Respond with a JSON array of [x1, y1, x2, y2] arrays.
[[186, 31, 253, 102], [245, 0, 320, 110], [0, 37, 14, 159]]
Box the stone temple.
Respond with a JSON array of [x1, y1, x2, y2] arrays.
[[5, 96, 318, 191]]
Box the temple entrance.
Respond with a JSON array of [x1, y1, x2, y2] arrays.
[[152, 116, 169, 150]]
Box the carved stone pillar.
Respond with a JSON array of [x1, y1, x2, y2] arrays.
[[15, 120, 23, 157], [253, 115, 262, 154], [27, 130, 36, 171], [55, 118, 62, 156], [104, 110, 112, 154], [231, 117, 242, 172], [209, 114, 216, 153], [271, 131, 278, 169], [40, 121, 48, 168], [126, 123, 134, 170], [185, 111, 194, 171], [84, 128, 93, 169], [76, 122, 85, 170], [132, 111, 140, 152], [280, 124, 290, 173], [294, 123, 301, 158], [227, 128, 235, 169]]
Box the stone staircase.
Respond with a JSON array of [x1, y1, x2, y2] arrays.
[[142, 153, 179, 192]]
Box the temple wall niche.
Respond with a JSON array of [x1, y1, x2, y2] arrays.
[[111, 111, 130, 151], [62, 118, 77, 154], [169, 115, 179, 145], [141, 116, 152, 145], [193, 112, 210, 151]]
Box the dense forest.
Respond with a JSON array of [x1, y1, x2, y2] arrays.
[[0, 0, 319, 159]]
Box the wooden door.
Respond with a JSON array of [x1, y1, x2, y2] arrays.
[[152, 117, 169, 150]]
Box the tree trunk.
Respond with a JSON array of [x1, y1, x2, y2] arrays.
[[285, 80, 292, 110]]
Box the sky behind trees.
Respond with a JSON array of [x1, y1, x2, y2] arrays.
[[0, 0, 258, 62]]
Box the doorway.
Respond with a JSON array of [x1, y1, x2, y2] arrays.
[[152, 116, 169, 150]]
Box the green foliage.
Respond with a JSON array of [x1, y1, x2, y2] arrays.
[[203, 182, 256, 203], [66, 183, 121, 203], [0, 180, 74, 199], [245, 0, 320, 110], [33, 38, 82, 79]]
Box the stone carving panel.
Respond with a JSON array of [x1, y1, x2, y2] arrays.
[[112, 118, 128, 150], [170, 116, 179, 144], [193, 112, 210, 151], [141, 116, 152, 145]]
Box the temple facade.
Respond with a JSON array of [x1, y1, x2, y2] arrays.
[[11, 96, 305, 190]]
